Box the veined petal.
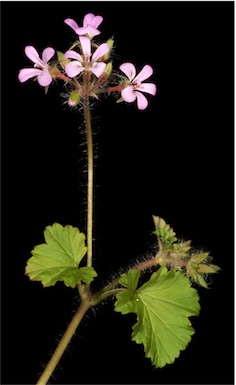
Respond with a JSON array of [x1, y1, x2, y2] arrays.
[[121, 85, 137, 103], [133, 64, 153, 83], [42, 47, 55, 64], [92, 43, 109, 62], [79, 36, 91, 58], [65, 61, 84, 77], [83, 13, 103, 28], [18, 67, 42, 83], [136, 82, 157, 96], [119, 63, 136, 81], [25, 46, 44, 67], [64, 50, 83, 62], [37, 69, 53, 86], [64, 18, 79, 32], [90, 62, 106, 78], [135, 91, 148, 110]]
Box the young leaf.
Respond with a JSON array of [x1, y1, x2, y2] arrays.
[[153, 215, 178, 250], [25, 223, 97, 287], [115, 267, 200, 368]]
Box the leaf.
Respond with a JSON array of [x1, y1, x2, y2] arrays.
[[116, 270, 140, 314], [115, 267, 200, 368], [25, 223, 97, 287], [153, 215, 178, 250]]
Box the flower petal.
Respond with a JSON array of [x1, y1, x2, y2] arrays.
[[135, 91, 148, 110], [25, 46, 44, 67], [133, 64, 153, 83], [119, 63, 136, 81], [136, 82, 157, 96], [92, 43, 109, 62], [37, 69, 53, 86], [86, 25, 101, 39], [90, 62, 106, 78], [18, 68, 42, 83], [64, 50, 83, 62], [83, 13, 103, 28], [65, 61, 84, 77], [79, 36, 91, 58], [42, 47, 55, 64], [121, 85, 137, 103], [75, 26, 89, 36], [64, 18, 79, 32]]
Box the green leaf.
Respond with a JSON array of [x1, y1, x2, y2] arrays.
[[115, 267, 200, 368], [25, 223, 97, 287], [115, 270, 140, 314], [153, 215, 178, 250]]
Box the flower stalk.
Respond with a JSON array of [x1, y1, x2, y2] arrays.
[[84, 96, 93, 268]]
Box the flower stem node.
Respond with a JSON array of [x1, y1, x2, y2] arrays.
[[68, 90, 81, 107]]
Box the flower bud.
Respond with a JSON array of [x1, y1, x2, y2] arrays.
[[68, 90, 80, 107], [97, 62, 113, 85], [187, 264, 208, 288], [57, 51, 70, 69], [190, 252, 209, 264], [100, 38, 114, 61], [197, 264, 221, 274], [104, 62, 113, 78]]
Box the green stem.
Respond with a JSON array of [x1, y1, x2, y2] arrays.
[[35, 251, 164, 384], [91, 288, 125, 306], [84, 96, 93, 268], [36, 299, 91, 385]]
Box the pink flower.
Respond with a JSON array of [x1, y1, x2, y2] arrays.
[[64, 13, 103, 39], [18, 46, 55, 87], [64, 36, 109, 78], [119, 63, 157, 110]]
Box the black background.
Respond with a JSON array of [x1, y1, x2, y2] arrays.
[[2, 1, 234, 384]]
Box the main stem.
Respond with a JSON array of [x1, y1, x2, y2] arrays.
[[84, 96, 93, 268], [36, 299, 91, 385], [35, 251, 164, 383]]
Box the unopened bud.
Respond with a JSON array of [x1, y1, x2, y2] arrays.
[[104, 62, 113, 78], [195, 273, 208, 288], [68, 90, 80, 107], [101, 38, 114, 61], [98, 62, 113, 84], [57, 51, 70, 69], [197, 264, 221, 274], [191, 252, 209, 264], [187, 264, 208, 288]]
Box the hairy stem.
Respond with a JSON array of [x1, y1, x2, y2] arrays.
[[35, 251, 165, 384], [92, 251, 165, 303], [36, 299, 91, 385], [84, 96, 93, 268]]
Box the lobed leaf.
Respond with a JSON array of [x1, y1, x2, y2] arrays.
[[115, 267, 200, 368], [25, 223, 97, 287]]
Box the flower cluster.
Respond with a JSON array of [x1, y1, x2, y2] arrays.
[[18, 13, 157, 110]]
